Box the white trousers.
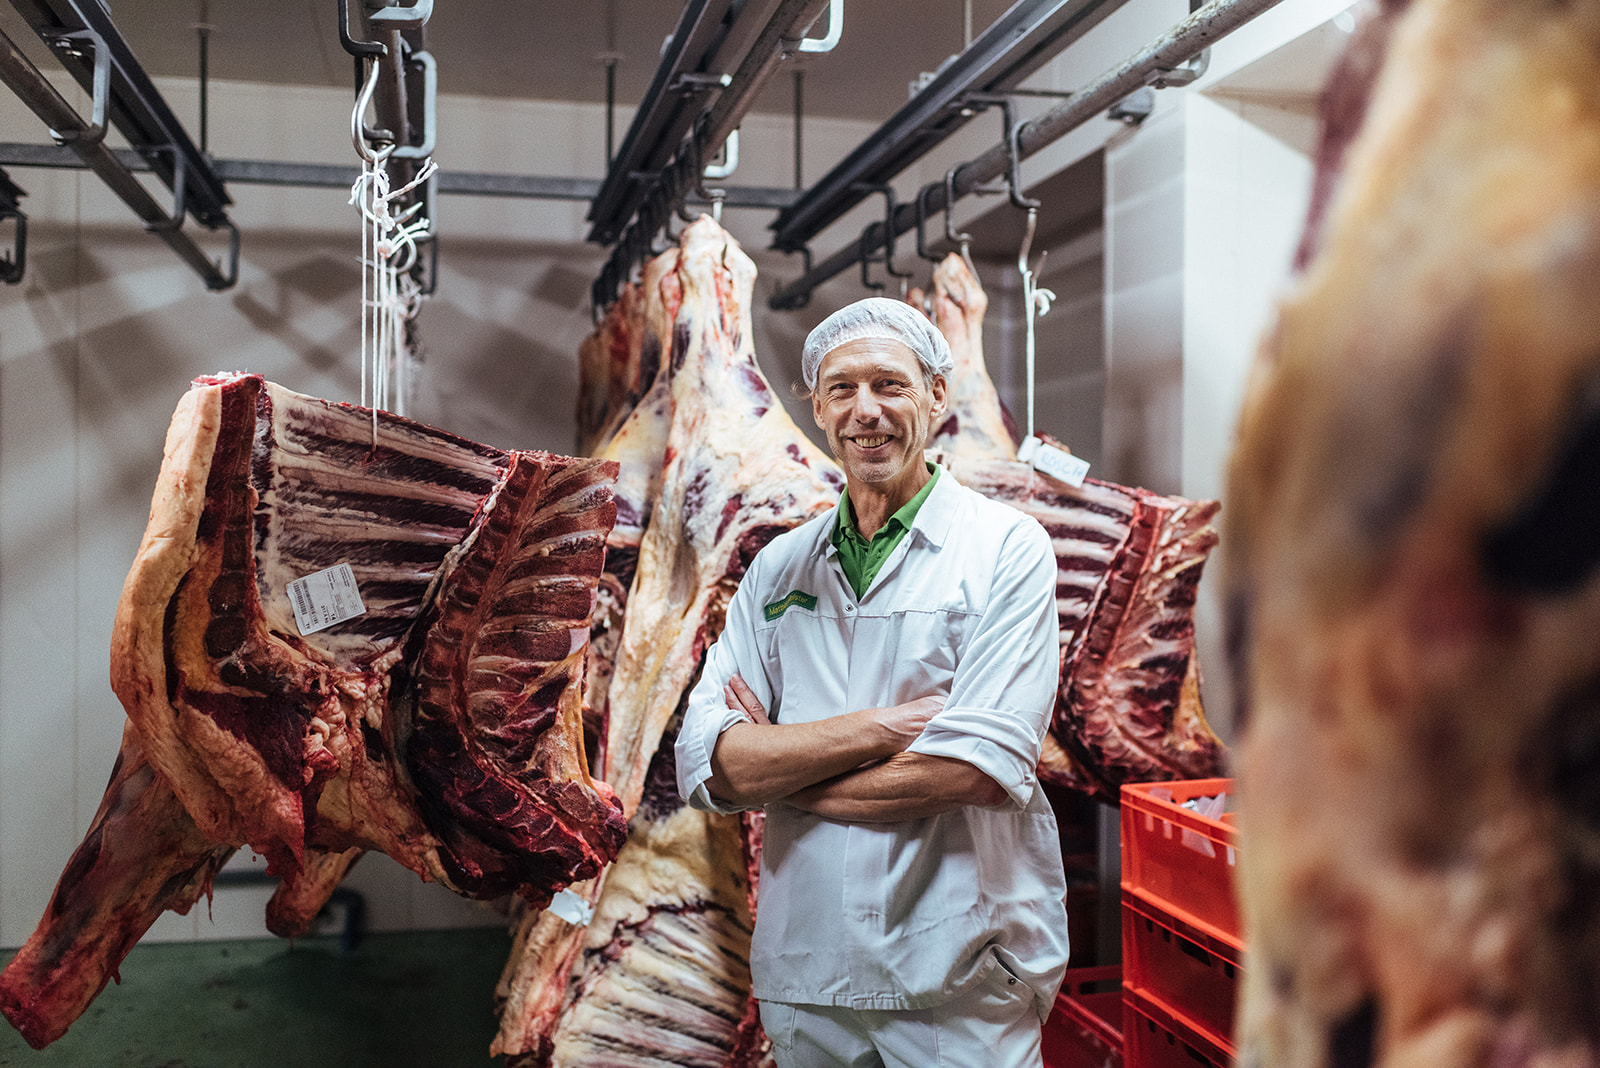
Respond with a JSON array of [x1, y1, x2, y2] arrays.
[[759, 961, 1044, 1068]]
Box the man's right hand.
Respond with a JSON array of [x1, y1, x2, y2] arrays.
[[870, 695, 944, 753]]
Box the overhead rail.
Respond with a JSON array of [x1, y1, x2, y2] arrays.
[[589, 0, 833, 309], [8, 0, 231, 231], [769, 0, 1130, 254], [0, 22, 237, 289], [0, 143, 802, 209], [585, 0, 740, 244], [768, 0, 1288, 310]]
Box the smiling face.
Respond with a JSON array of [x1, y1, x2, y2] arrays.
[[811, 336, 947, 504]]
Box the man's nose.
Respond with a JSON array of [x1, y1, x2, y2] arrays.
[[849, 387, 883, 422]]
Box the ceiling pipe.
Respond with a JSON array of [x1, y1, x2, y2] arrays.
[[768, 0, 1289, 310]]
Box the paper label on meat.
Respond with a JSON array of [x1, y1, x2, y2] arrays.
[[1019, 436, 1091, 488], [288, 564, 367, 636]]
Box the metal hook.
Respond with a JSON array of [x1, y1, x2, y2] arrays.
[[914, 182, 942, 264], [337, 0, 388, 58], [943, 167, 978, 279], [1000, 99, 1039, 212], [350, 58, 392, 163], [859, 224, 884, 294], [204, 218, 240, 292], [144, 147, 188, 233], [857, 184, 912, 282]]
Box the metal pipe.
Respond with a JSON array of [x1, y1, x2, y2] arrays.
[[0, 26, 233, 289], [0, 143, 805, 208], [197, 23, 209, 154], [793, 69, 804, 190], [605, 58, 616, 165], [768, 0, 1287, 309]]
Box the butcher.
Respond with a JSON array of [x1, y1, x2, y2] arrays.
[[676, 297, 1070, 1067]]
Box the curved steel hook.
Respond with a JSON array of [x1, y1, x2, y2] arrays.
[[338, 0, 388, 58], [914, 182, 943, 263], [859, 224, 884, 294]]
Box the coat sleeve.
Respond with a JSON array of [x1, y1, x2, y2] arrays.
[[674, 553, 776, 815], [906, 516, 1058, 809]]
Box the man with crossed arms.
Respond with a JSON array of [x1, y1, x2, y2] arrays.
[[676, 297, 1069, 1067]]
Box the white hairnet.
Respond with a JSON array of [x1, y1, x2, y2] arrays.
[[801, 297, 953, 390]]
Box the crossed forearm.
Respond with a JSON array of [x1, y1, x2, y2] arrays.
[[783, 752, 1007, 822], [706, 711, 905, 808]]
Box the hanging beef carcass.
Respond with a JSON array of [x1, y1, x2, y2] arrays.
[[1, 375, 625, 1049], [493, 215, 835, 1067], [914, 252, 1019, 461], [494, 245, 685, 1062], [1225, 1, 1600, 1064], [941, 454, 1224, 801], [577, 280, 646, 456]]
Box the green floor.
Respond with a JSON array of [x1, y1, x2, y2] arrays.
[[0, 929, 512, 1067]]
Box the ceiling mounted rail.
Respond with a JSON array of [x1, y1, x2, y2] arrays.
[[768, 0, 1288, 310], [0, 22, 237, 289], [586, 0, 739, 244], [769, 0, 1130, 254], [0, 142, 802, 208], [8, 0, 232, 231], [589, 0, 832, 310]]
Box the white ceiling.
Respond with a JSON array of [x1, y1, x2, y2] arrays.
[[81, 0, 1019, 122]]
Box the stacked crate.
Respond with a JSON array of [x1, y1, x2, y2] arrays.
[[1041, 965, 1125, 1068], [1119, 778, 1241, 1067]]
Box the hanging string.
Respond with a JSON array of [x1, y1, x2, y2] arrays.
[[1017, 205, 1055, 441], [348, 56, 436, 434]]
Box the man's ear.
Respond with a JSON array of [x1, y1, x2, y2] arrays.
[[930, 373, 949, 417]]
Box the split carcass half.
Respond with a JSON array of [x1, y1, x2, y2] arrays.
[[1, 374, 625, 1048], [944, 455, 1224, 801], [602, 215, 841, 818], [493, 215, 834, 1066], [577, 280, 646, 457], [1225, 0, 1600, 1064], [916, 252, 1019, 461]]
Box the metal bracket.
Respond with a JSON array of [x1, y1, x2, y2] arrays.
[[1108, 87, 1155, 126], [367, 0, 434, 32], [914, 181, 942, 263], [793, 0, 843, 54], [670, 71, 732, 94], [337, 0, 388, 58], [391, 48, 436, 158], [143, 146, 188, 232], [858, 224, 883, 294], [206, 218, 241, 292], [47, 28, 109, 145], [855, 183, 912, 282], [1148, 47, 1209, 89], [702, 128, 739, 180]]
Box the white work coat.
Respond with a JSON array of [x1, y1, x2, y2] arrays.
[[676, 472, 1070, 1021]]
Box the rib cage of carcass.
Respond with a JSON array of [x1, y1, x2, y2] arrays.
[[0, 374, 627, 1050], [912, 251, 1226, 801]]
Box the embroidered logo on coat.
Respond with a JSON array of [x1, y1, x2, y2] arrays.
[[763, 590, 818, 621]]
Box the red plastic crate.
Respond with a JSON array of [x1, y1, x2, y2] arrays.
[[1043, 966, 1124, 1068], [1122, 891, 1241, 1051], [1123, 986, 1231, 1068], [1120, 779, 1239, 946]]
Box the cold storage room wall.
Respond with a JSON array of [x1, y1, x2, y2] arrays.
[[0, 71, 878, 947]]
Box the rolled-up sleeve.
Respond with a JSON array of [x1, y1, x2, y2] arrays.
[[907, 519, 1058, 809], [675, 556, 773, 815]]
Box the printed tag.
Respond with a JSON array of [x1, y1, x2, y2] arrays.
[[1018, 436, 1091, 488], [288, 563, 367, 636], [763, 589, 818, 622], [547, 887, 595, 927]]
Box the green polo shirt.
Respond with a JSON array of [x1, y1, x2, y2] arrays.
[[830, 463, 940, 599]]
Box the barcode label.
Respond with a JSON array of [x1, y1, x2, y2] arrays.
[[287, 563, 367, 636], [1019, 435, 1091, 488]]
